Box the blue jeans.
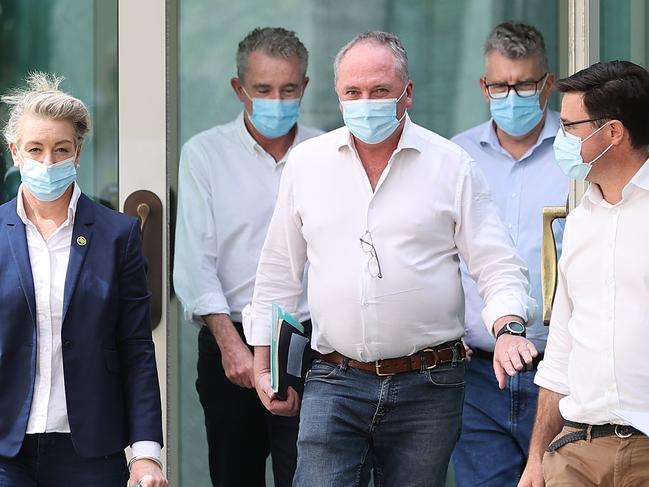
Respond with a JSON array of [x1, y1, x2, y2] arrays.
[[0, 433, 128, 487], [452, 353, 539, 487], [294, 358, 466, 487]]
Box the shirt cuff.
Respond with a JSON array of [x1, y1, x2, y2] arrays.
[[181, 293, 230, 322], [131, 441, 161, 460], [245, 314, 271, 346], [481, 296, 535, 336], [534, 361, 571, 396]]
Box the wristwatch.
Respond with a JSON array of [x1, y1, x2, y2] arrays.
[[496, 321, 526, 339]]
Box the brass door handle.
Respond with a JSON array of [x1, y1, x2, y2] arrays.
[[124, 190, 163, 329], [137, 203, 150, 231], [541, 206, 568, 325]]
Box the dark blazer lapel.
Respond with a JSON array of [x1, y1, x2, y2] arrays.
[[5, 200, 37, 326], [62, 193, 95, 322]]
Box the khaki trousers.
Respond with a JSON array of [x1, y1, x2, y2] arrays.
[[543, 425, 649, 486]]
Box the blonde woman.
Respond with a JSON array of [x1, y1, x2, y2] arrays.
[[0, 73, 167, 487]]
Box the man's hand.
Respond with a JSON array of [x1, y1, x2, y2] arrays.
[[493, 334, 538, 389], [518, 388, 564, 487], [462, 339, 473, 362], [518, 457, 545, 487], [204, 313, 254, 388], [129, 458, 168, 487], [253, 346, 300, 416], [492, 315, 537, 389]]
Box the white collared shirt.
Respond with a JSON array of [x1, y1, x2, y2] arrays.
[[18, 183, 80, 434], [535, 159, 649, 425], [18, 183, 159, 458], [248, 116, 535, 361], [173, 112, 322, 324]]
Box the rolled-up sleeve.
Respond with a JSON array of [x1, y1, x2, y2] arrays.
[[173, 141, 229, 322], [248, 158, 307, 346], [534, 257, 572, 395], [454, 157, 537, 332]]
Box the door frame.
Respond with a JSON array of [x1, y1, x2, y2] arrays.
[[567, 0, 600, 210], [117, 0, 179, 484]]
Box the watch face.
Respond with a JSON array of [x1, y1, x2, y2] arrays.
[[507, 322, 525, 334]]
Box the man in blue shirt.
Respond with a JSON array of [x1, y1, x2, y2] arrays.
[[451, 22, 568, 487]]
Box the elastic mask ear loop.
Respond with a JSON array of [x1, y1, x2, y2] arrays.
[[539, 75, 550, 112], [396, 83, 409, 123], [583, 122, 613, 165]]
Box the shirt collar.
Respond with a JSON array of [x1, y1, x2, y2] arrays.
[[16, 182, 82, 226], [336, 113, 426, 155], [235, 110, 305, 163], [583, 157, 649, 207], [629, 157, 649, 191], [479, 110, 560, 160]]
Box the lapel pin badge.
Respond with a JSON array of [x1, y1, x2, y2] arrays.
[[76, 236, 87, 246]]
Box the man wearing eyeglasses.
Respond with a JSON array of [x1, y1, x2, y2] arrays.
[[247, 30, 537, 487], [450, 22, 569, 487], [519, 60, 649, 487]]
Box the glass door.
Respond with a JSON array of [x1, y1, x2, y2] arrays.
[[0, 0, 118, 207], [174, 1, 567, 485], [0, 0, 175, 482]]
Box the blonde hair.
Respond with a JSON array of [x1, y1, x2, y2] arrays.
[[2, 72, 92, 145]]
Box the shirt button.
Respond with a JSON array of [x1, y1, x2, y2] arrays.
[[511, 193, 516, 198]]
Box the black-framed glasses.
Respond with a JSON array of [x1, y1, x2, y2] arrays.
[[484, 73, 548, 100], [360, 230, 382, 279], [559, 118, 607, 135]]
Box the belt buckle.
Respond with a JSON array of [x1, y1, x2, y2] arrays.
[[375, 359, 395, 376], [615, 424, 633, 438], [422, 348, 439, 370]]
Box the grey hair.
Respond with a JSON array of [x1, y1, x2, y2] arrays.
[[484, 21, 549, 71], [2, 71, 91, 145], [236, 27, 309, 81], [334, 31, 410, 84]]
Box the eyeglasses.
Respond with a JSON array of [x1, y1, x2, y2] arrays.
[[484, 73, 548, 100], [360, 230, 382, 279], [559, 118, 607, 135]]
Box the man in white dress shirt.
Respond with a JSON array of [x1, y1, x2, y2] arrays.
[[173, 27, 321, 487], [248, 31, 537, 487], [519, 61, 649, 487]]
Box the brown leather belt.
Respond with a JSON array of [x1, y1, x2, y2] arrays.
[[320, 341, 466, 376]]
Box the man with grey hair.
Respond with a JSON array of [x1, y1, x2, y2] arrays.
[[248, 30, 536, 486], [173, 27, 321, 487], [450, 21, 568, 487]]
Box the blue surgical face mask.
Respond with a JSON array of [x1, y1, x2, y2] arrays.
[[242, 87, 301, 139], [19, 155, 77, 201], [489, 77, 548, 137], [340, 85, 408, 144], [553, 122, 613, 180]]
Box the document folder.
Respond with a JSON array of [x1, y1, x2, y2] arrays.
[[270, 304, 314, 400]]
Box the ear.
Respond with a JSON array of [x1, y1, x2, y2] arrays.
[[608, 120, 626, 146], [8, 143, 21, 167], [231, 78, 246, 103], [540, 73, 556, 108], [404, 80, 414, 109], [544, 72, 556, 90], [74, 142, 83, 166], [480, 76, 491, 104], [301, 76, 310, 94]]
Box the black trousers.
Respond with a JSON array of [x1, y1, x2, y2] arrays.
[[196, 324, 299, 487], [0, 434, 127, 487]]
